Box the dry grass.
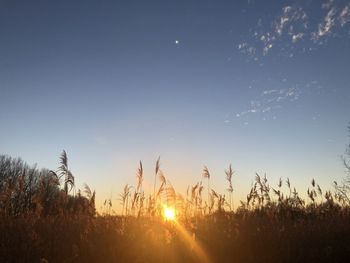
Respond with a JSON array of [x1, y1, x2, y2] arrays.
[[1, 151, 350, 262]]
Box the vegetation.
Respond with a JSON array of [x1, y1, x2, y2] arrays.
[[1, 126, 350, 262]]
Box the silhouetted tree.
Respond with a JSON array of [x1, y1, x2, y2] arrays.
[[344, 123, 350, 174], [334, 123, 350, 204], [0, 152, 95, 217]]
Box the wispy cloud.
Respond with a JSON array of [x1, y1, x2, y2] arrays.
[[339, 4, 350, 26], [238, 42, 257, 58], [262, 89, 278, 95], [292, 32, 304, 43], [312, 6, 338, 41], [236, 86, 299, 118], [238, 1, 350, 59], [232, 79, 323, 121]]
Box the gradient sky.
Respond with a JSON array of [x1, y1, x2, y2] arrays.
[[1, 0, 350, 211]]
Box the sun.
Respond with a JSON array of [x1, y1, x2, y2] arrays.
[[164, 207, 176, 221]]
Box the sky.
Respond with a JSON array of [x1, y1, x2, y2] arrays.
[[0, 0, 350, 211]]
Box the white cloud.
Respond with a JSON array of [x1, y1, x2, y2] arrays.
[[314, 7, 337, 40], [238, 42, 256, 57], [339, 4, 350, 26], [322, 0, 335, 10], [263, 89, 278, 95], [235, 84, 301, 119], [292, 32, 304, 43], [239, 1, 350, 58]]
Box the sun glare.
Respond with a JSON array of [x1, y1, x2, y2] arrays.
[[164, 207, 176, 221]]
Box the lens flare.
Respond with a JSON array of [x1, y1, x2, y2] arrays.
[[164, 207, 176, 221]]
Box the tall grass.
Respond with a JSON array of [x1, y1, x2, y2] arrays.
[[1, 146, 350, 262]]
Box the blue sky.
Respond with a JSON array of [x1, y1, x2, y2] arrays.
[[1, 0, 350, 211]]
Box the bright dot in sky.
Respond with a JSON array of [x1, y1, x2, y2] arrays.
[[175, 40, 179, 44], [164, 207, 176, 221]]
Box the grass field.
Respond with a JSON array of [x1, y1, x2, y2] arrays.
[[1, 151, 350, 262]]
